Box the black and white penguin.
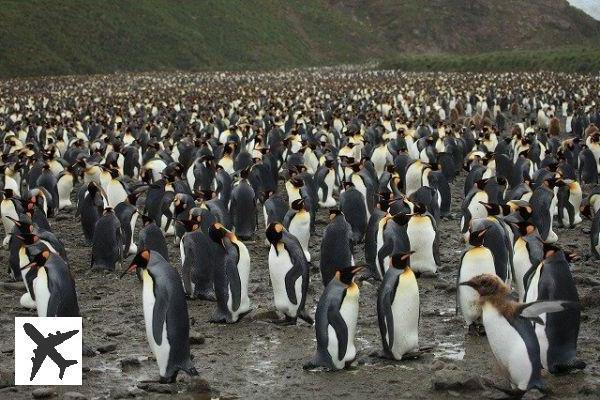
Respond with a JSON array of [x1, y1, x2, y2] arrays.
[[121, 250, 198, 383], [524, 245, 585, 373], [106, 168, 129, 208], [36, 164, 59, 217], [511, 221, 544, 301], [265, 222, 312, 325], [530, 178, 558, 243], [91, 208, 123, 271], [283, 198, 311, 262], [377, 252, 419, 360], [319, 210, 354, 286], [457, 226, 497, 333], [556, 179, 582, 228], [229, 168, 256, 240], [114, 199, 139, 256], [403, 203, 440, 275], [591, 210, 600, 259], [57, 166, 76, 210], [138, 214, 169, 262], [22, 243, 79, 317], [461, 274, 578, 393], [340, 181, 368, 243], [208, 223, 251, 323], [460, 179, 489, 240], [315, 158, 337, 207], [1, 188, 22, 247], [77, 182, 106, 244], [304, 267, 362, 370], [178, 217, 216, 301]]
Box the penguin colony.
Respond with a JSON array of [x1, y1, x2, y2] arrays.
[[0, 69, 599, 395]]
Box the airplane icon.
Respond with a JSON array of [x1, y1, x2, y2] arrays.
[[23, 323, 79, 381]]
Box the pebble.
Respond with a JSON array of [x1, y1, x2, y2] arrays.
[[120, 357, 141, 369], [105, 330, 123, 337], [431, 370, 484, 392], [97, 343, 117, 353], [31, 388, 56, 399], [189, 335, 206, 345], [137, 382, 177, 394], [63, 392, 87, 400]]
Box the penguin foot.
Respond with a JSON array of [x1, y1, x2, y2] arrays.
[[549, 359, 586, 374], [467, 323, 486, 336], [158, 375, 177, 384], [298, 310, 314, 325], [402, 346, 434, 360], [481, 378, 526, 398], [274, 316, 297, 326], [195, 291, 217, 302], [185, 366, 199, 377]]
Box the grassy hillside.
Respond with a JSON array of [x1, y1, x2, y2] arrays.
[[380, 46, 600, 73], [0, 0, 378, 77], [1, 0, 599, 77]]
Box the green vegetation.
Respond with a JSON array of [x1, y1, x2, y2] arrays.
[[379, 47, 600, 73], [1, 0, 599, 77]]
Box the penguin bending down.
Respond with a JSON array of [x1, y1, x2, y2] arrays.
[[121, 250, 198, 383], [457, 226, 497, 334], [304, 267, 363, 370], [461, 274, 579, 393], [91, 208, 123, 271], [22, 243, 79, 317], [524, 245, 585, 373], [265, 223, 312, 325], [377, 252, 419, 360], [284, 199, 311, 261], [208, 223, 252, 323]]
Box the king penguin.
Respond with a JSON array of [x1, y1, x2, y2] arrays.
[[304, 267, 363, 370], [283, 198, 312, 262], [377, 252, 419, 360], [138, 214, 170, 262], [178, 217, 217, 301], [121, 249, 198, 383], [265, 222, 313, 325], [319, 210, 354, 286], [91, 208, 123, 271]]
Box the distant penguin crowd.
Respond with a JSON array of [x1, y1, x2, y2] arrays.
[[2, 69, 599, 392]]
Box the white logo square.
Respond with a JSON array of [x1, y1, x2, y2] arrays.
[[14, 317, 82, 386]]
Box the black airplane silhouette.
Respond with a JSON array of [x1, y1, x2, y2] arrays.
[[23, 323, 79, 381]]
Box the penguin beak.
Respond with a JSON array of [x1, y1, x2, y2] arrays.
[[21, 261, 36, 271], [119, 263, 138, 278]]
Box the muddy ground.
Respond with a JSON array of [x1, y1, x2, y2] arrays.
[[0, 172, 599, 400]]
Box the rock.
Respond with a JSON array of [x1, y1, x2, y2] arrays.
[[137, 383, 177, 394], [522, 389, 545, 400], [0, 368, 14, 388], [82, 343, 96, 357], [111, 388, 132, 399], [63, 392, 87, 400], [431, 370, 484, 392], [105, 330, 123, 337], [120, 357, 141, 369], [579, 383, 600, 396], [0, 281, 25, 291], [188, 377, 212, 395], [97, 343, 116, 353], [430, 360, 446, 371], [189, 335, 205, 345], [32, 388, 56, 399]]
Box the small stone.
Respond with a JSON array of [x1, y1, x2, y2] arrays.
[[32, 388, 56, 399], [106, 330, 123, 337], [63, 392, 87, 400], [137, 382, 177, 394], [0, 368, 14, 388], [97, 343, 117, 353], [189, 335, 205, 345], [120, 357, 141, 369], [579, 383, 600, 396], [430, 360, 446, 371], [188, 377, 212, 394], [431, 370, 484, 392], [110, 388, 132, 399], [522, 389, 545, 400]]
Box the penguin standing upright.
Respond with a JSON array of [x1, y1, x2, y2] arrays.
[[178, 217, 217, 301], [77, 182, 106, 244], [403, 203, 440, 275], [265, 223, 312, 325], [138, 214, 169, 262], [340, 181, 368, 243], [106, 168, 129, 208], [304, 267, 362, 370], [461, 274, 578, 393], [512, 221, 544, 301], [315, 158, 337, 207], [556, 179, 582, 228], [284, 198, 312, 262], [208, 223, 251, 323], [36, 164, 59, 216], [457, 226, 497, 333], [115, 199, 139, 256], [229, 168, 257, 240], [591, 210, 600, 259], [57, 166, 76, 210], [121, 250, 198, 383], [377, 252, 419, 360], [1, 189, 22, 246], [530, 178, 558, 243], [524, 245, 585, 373], [319, 210, 354, 286], [91, 208, 123, 271], [23, 243, 79, 317]]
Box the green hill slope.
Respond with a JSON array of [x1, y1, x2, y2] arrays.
[[1, 0, 599, 77]]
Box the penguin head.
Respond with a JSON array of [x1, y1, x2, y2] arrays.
[[459, 274, 507, 297], [265, 222, 284, 246], [120, 249, 151, 278], [391, 212, 412, 226], [337, 266, 364, 286], [512, 221, 536, 237], [479, 201, 510, 216], [15, 232, 39, 246], [474, 179, 488, 191], [289, 177, 304, 189], [22, 244, 50, 271], [140, 214, 154, 226], [291, 198, 305, 211], [412, 202, 427, 215], [208, 223, 230, 247], [468, 226, 489, 247], [390, 251, 415, 271], [342, 181, 354, 191], [108, 168, 120, 179], [2, 188, 15, 198]]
